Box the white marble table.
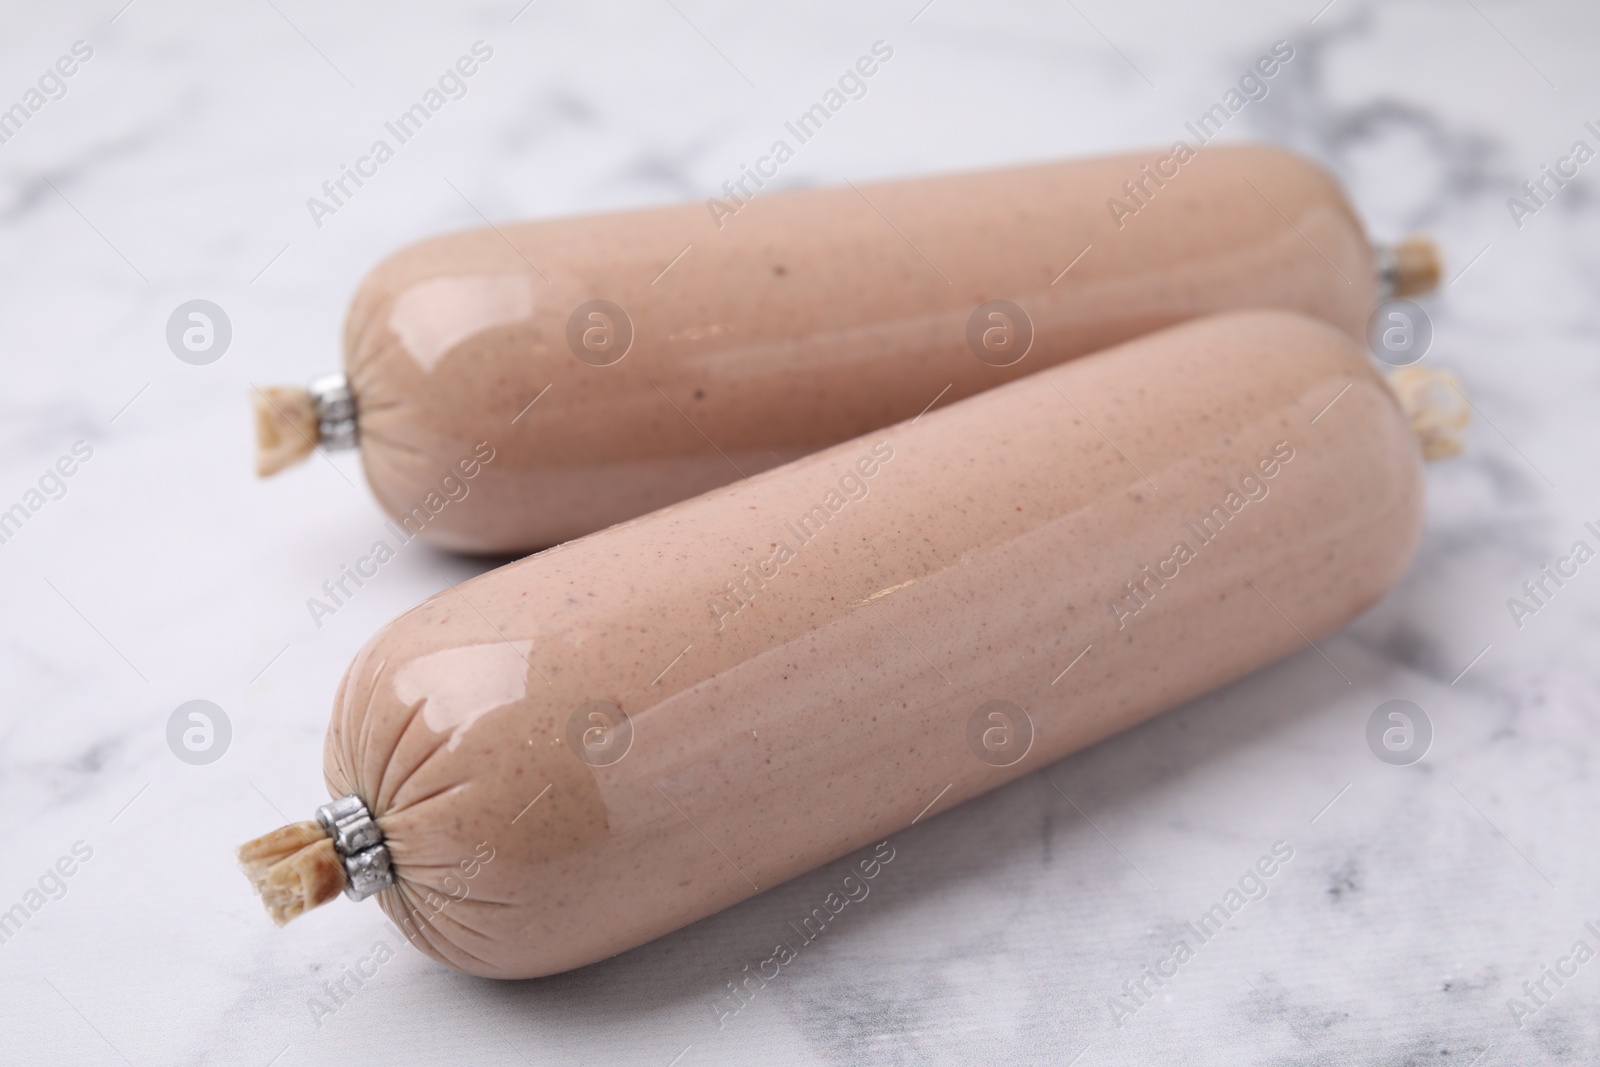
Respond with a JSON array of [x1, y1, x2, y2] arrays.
[[3, 0, 1598, 1062]]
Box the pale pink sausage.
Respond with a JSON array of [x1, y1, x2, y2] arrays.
[[319, 310, 1422, 978], [338, 144, 1379, 552]]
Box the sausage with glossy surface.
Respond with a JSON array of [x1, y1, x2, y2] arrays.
[[258, 145, 1432, 553], [243, 310, 1426, 977]]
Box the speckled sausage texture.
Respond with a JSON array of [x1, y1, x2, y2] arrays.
[[324, 310, 1422, 978], [344, 145, 1375, 553]]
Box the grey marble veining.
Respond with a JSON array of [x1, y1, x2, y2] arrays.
[[3, 0, 1599, 1063]]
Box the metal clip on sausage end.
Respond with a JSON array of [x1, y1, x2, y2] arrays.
[[251, 374, 356, 477], [309, 374, 359, 452], [315, 794, 394, 901]]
